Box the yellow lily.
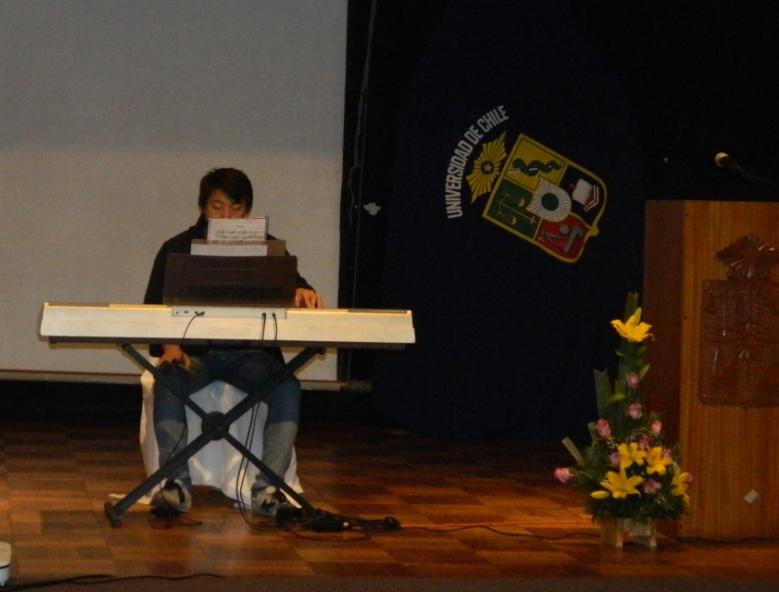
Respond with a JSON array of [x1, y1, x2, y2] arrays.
[[645, 447, 673, 476], [599, 469, 643, 499], [611, 307, 653, 343], [671, 471, 691, 503], [617, 442, 647, 471]]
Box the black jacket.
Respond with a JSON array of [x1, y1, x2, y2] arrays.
[[143, 214, 314, 358]]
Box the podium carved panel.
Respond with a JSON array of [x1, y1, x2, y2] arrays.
[[700, 235, 779, 406]]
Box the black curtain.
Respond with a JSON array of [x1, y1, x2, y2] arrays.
[[341, 0, 779, 439]]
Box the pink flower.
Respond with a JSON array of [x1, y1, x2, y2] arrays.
[[643, 479, 661, 494], [626, 372, 640, 390], [638, 436, 650, 450], [554, 467, 573, 483], [609, 452, 621, 467], [651, 420, 662, 435], [595, 419, 611, 438], [663, 448, 673, 460], [628, 403, 643, 419]]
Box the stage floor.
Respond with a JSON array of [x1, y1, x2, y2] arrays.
[[1, 414, 779, 585]]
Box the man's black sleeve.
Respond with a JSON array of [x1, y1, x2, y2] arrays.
[[143, 245, 168, 306], [143, 245, 168, 357]]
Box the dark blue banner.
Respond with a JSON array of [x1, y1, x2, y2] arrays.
[[374, 0, 645, 438]]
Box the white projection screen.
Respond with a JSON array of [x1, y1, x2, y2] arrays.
[[0, 1, 345, 382]]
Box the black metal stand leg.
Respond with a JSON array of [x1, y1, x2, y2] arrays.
[[104, 343, 321, 527]]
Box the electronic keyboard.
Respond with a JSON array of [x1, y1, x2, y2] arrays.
[[40, 303, 415, 348]]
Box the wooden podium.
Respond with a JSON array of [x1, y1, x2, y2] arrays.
[[644, 200, 779, 539]]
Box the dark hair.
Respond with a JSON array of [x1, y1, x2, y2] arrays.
[[198, 168, 253, 211]]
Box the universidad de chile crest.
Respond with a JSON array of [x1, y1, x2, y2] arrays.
[[445, 107, 607, 264]]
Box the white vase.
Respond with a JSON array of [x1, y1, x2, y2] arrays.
[[599, 517, 657, 548]]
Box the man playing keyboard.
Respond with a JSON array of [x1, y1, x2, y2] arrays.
[[143, 167, 323, 517]]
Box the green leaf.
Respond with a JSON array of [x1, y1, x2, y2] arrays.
[[562, 437, 585, 466], [623, 292, 639, 320], [593, 369, 612, 416]]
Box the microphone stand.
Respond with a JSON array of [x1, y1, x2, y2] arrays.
[[733, 166, 779, 197], [716, 153, 779, 198]]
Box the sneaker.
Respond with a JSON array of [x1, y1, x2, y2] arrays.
[[150, 479, 192, 516], [251, 485, 290, 517]]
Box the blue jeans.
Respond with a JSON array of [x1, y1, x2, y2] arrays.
[[153, 349, 301, 492]]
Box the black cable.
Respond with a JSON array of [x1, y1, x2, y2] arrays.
[[260, 312, 267, 342], [4, 572, 224, 591], [395, 524, 778, 545], [343, 0, 379, 382], [235, 400, 264, 529], [271, 507, 404, 541], [274, 508, 401, 537], [345, 0, 379, 232], [271, 312, 279, 343], [181, 310, 205, 340], [680, 535, 779, 545], [150, 312, 208, 520], [234, 416, 249, 520], [281, 524, 372, 542], [400, 525, 602, 541]]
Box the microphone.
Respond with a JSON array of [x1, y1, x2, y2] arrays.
[[714, 152, 735, 168]]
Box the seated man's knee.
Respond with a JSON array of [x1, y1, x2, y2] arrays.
[[280, 377, 302, 402]]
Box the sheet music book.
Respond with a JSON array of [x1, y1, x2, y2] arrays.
[[206, 217, 268, 243], [190, 239, 286, 257]]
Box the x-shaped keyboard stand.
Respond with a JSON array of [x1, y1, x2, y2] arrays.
[[104, 343, 321, 527]]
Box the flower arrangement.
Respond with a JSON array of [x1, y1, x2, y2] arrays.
[[555, 293, 691, 526]]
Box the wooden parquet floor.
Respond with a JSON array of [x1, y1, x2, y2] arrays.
[[2, 414, 779, 583]]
